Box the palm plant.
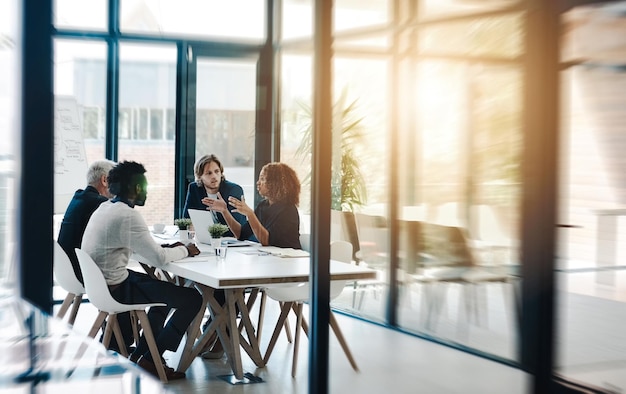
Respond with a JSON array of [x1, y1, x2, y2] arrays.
[[295, 91, 367, 212]]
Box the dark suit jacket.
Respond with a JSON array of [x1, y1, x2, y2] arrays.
[[182, 180, 247, 237], [57, 185, 108, 284]]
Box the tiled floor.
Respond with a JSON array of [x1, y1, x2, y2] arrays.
[[59, 294, 529, 394], [47, 261, 626, 394]]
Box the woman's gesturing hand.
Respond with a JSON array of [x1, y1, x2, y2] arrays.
[[228, 195, 252, 217]]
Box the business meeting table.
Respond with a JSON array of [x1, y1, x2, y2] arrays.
[[136, 229, 377, 381]]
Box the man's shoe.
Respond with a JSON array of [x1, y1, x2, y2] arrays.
[[200, 338, 224, 360], [200, 348, 224, 360], [129, 351, 141, 363], [137, 356, 186, 380]]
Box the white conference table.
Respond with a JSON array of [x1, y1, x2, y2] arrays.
[[136, 237, 377, 380]]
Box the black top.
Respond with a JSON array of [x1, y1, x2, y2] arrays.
[[57, 185, 108, 283], [239, 200, 301, 249]]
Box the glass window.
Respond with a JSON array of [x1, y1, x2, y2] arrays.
[[54, 39, 107, 218], [393, 59, 522, 361], [118, 43, 177, 226], [331, 53, 390, 322], [120, 0, 265, 42], [334, 0, 390, 32], [419, 0, 520, 20], [419, 13, 524, 59], [194, 57, 257, 203], [282, 0, 313, 41], [54, 39, 107, 163], [279, 53, 313, 217], [54, 0, 107, 31], [280, 50, 390, 321]]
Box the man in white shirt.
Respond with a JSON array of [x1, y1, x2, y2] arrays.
[[82, 161, 201, 380]]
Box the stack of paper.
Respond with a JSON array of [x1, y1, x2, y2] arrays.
[[257, 246, 310, 258]]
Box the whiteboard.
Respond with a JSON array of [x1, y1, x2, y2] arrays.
[[54, 96, 88, 214]]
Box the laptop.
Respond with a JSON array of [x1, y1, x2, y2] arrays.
[[187, 209, 216, 244], [188, 208, 257, 247]]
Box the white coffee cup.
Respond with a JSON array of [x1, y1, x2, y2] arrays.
[[153, 223, 165, 233]]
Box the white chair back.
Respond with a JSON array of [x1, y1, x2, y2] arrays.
[[75, 248, 169, 382], [54, 242, 85, 295], [330, 240, 352, 299], [330, 240, 352, 264], [75, 248, 164, 314], [299, 233, 311, 252]]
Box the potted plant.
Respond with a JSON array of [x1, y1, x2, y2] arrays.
[[208, 223, 230, 249], [295, 90, 366, 260], [295, 90, 367, 212], [174, 218, 193, 241]]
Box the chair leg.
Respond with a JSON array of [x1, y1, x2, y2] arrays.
[[257, 290, 267, 340], [292, 303, 309, 337], [111, 315, 129, 357], [101, 315, 115, 348], [135, 310, 168, 383], [57, 293, 74, 319], [88, 311, 108, 338], [263, 301, 293, 364], [131, 311, 141, 346], [291, 302, 303, 378], [281, 302, 293, 343], [329, 311, 358, 371], [67, 294, 83, 326]]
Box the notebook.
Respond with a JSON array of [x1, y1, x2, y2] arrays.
[[187, 209, 216, 244]]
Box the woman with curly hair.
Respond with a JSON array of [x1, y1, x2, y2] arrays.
[[211, 162, 301, 248]]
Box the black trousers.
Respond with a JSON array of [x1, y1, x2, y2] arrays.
[[109, 270, 202, 359]]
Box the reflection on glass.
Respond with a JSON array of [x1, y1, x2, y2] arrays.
[[54, 0, 107, 31], [419, 14, 524, 58], [392, 59, 521, 361], [120, 0, 265, 41], [1, 295, 169, 393], [194, 58, 257, 202], [118, 43, 176, 226]]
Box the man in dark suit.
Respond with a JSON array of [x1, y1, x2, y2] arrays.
[[57, 159, 116, 284]]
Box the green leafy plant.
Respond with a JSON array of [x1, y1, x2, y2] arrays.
[[174, 218, 192, 230], [208, 223, 229, 238], [295, 90, 367, 212]]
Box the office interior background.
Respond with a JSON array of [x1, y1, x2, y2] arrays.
[[2, 0, 626, 392]]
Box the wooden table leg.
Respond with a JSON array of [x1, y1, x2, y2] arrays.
[[225, 289, 244, 379], [176, 283, 211, 372]]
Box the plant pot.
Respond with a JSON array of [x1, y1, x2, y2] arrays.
[[179, 229, 188, 241], [211, 237, 222, 249]]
